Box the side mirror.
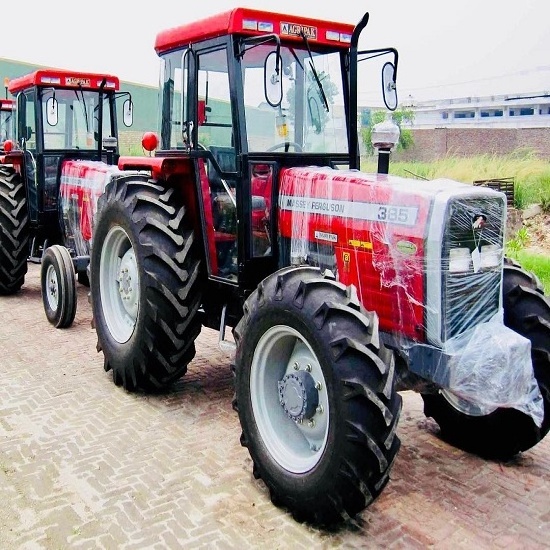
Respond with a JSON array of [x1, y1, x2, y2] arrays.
[[122, 99, 133, 127], [264, 51, 283, 108], [382, 62, 398, 111], [46, 97, 58, 126]]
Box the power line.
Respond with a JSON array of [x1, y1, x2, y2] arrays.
[[400, 66, 550, 94]]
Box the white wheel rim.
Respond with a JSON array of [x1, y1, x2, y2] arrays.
[[99, 226, 139, 343], [250, 325, 329, 473], [45, 264, 59, 311]]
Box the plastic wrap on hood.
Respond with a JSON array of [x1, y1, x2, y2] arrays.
[[277, 165, 540, 421]]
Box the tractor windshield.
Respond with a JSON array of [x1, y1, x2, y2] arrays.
[[158, 41, 348, 154], [242, 44, 348, 154], [40, 88, 113, 150]]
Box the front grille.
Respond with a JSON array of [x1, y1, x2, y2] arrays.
[[440, 195, 505, 342]]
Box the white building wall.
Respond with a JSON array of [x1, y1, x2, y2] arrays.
[[406, 92, 550, 129]]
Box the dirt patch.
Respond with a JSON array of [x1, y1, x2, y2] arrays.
[[522, 212, 550, 256]]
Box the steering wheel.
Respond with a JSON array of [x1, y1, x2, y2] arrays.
[[266, 141, 303, 152]]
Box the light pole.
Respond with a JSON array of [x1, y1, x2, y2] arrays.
[[371, 114, 400, 174]]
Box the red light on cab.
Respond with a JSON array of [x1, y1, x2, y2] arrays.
[[142, 132, 158, 152], [3, 139, 14, 152]]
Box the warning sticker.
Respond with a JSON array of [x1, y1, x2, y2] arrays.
[[280, 22, 317, 39]]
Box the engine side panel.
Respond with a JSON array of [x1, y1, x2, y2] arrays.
[[59, 160, 130, 256], [278, 167, 433, 341], [277, 166, 507, 347]]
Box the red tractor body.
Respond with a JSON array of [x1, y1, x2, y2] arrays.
[[59, 160, 129, 251]]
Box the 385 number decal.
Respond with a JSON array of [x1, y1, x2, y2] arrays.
[[377, 206, 414, 224]]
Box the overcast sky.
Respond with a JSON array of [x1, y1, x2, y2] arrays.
[[4, 1, 548, 103]]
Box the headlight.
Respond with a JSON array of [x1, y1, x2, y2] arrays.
[[480, 244, 501, 269], [449, 247, 471, 273]]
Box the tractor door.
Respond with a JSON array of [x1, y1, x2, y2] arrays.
[[17, 89, 39, 223], [193, 45, 240, 282]]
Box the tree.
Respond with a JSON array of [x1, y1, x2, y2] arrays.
[[361, 108, 415, 155], [286, 70, 339, 133]]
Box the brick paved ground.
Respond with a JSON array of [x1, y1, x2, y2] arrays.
[[0, 263, 549, 549]]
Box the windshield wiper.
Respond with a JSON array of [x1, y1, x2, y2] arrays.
[[74, 87, 90, 133], [300, 30, 329, 112]]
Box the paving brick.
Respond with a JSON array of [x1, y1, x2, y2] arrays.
[[0, 263, 549, 548]]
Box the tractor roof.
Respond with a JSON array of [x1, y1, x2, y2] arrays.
[[155, 7, 355, 55], [8, 69, 120, 95]]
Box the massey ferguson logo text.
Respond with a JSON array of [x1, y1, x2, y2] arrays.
[[65, 77, 91, 87], [281, 22, 317, 39], [280, 195, 418, 226]]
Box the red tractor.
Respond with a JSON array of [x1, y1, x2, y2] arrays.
[[87, 8, 547, 525], [0, 69, 134, 326]]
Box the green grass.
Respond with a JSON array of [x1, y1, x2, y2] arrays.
[[362, 152, 550, 206], [506, 249, 550, 293], [362, 152, 550, 293], [120, 143, 146, 156]]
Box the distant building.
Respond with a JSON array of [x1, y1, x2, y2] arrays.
[[404, 92, 550, 129]]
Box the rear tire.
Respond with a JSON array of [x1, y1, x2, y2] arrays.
[[234, 266, 401, 526], [90, 176, 203, 392], [0, 166, 29, 294], [422, 260, 550, 459], [41, 245, 77, 328]]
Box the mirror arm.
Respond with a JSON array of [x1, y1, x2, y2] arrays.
[[115, 91, 132, 102], [358, 48, 399, 77]]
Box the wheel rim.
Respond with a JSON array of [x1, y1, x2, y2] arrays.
[[250, 325, 329, 473], [100, 225, 139, 343], [45, 264, 59, 311], [441, 389, 497, 417]]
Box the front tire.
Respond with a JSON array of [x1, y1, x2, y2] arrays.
[[234, 266, 401, 526], [41, 245, 77, 328], [90, 176, 203, 392], [0, 166, 29, 294], [422, 260, 550, 459]]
